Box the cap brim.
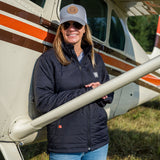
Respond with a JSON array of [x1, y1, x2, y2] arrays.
[[60, 16, 86, 26]]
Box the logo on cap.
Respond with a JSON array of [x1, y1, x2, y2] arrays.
[[67, 5, 78, 14]]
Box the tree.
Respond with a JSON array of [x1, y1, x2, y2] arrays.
[[127, 15, 158, 52]]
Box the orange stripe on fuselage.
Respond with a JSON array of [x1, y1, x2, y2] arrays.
[[99, 52, 134, 71], [157, 16, 160, 35], [142, 74, 160, 86], [99, 53, 160, 86], [1, 14, 160, 87], [0, 14, 54, 43]]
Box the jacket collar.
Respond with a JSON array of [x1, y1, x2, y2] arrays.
[[61, 41, 92, 61]]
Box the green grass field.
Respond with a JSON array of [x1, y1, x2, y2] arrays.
[[107, 97, 160, 160], [21, 97, 160, 160]]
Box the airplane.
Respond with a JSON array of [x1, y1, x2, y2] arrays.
[[0, 0, 160, 159]]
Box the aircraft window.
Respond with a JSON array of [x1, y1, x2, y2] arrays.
[[109, 10, 125, 50], [61, 0, 108, 41], [29, 0, 46, 8]]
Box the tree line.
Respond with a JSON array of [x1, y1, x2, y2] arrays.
[[127, 15, 158, 52]]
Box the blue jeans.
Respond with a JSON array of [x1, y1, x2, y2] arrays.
[[49, 144, 108, 160]]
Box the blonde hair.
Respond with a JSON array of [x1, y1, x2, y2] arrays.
[[53, 24, 95, 66]]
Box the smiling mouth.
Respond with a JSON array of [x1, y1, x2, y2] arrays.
[[67, 34, 77, 37]]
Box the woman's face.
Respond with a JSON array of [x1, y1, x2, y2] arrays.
[[61, 21, 85, 46]]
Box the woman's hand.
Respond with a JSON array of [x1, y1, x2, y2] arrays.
[[85, 82, 101, 89], [85, 82, 108, 99]]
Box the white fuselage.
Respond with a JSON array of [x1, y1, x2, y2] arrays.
[[0, 0, 160, 146]]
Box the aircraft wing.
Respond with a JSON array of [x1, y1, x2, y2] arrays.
[[113, 0, 160, 16]]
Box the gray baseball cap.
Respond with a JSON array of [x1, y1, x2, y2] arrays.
[[60, 4, 87, 26]]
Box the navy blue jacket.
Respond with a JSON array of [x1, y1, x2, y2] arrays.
[[33, 42, 114, 153]]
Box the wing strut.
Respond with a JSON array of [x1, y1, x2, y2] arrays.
[[0, 142, 24, 160], [10, 55, 160, 142]]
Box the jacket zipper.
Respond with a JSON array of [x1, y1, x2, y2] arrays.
[[77, 62, 84, 88], [76, 57, 91, 151], [88, 105, 91, 151]]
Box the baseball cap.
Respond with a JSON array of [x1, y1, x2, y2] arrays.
[[60, 4, 87, 26]]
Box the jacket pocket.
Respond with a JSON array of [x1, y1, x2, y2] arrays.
[[97, 106, 108, 124]]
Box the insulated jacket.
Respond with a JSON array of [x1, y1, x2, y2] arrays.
[[33, 42, 114, 153]]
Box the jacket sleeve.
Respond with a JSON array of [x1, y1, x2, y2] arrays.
[[33, 54, 90, 114], [96, 54, 114, 107]]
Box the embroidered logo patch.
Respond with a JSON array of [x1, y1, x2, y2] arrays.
[[67, 5, 78, 14], [93, 72, 98, 78]]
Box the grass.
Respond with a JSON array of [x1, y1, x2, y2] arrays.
[[107, 98, 160, 160], [21, 97, 160, 160], [108, 104, 160, 160]]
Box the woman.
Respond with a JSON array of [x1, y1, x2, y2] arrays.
[[34, 3, 114, 160]]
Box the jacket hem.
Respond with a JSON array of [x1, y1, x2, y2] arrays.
[[47, 141, 109, 153]]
